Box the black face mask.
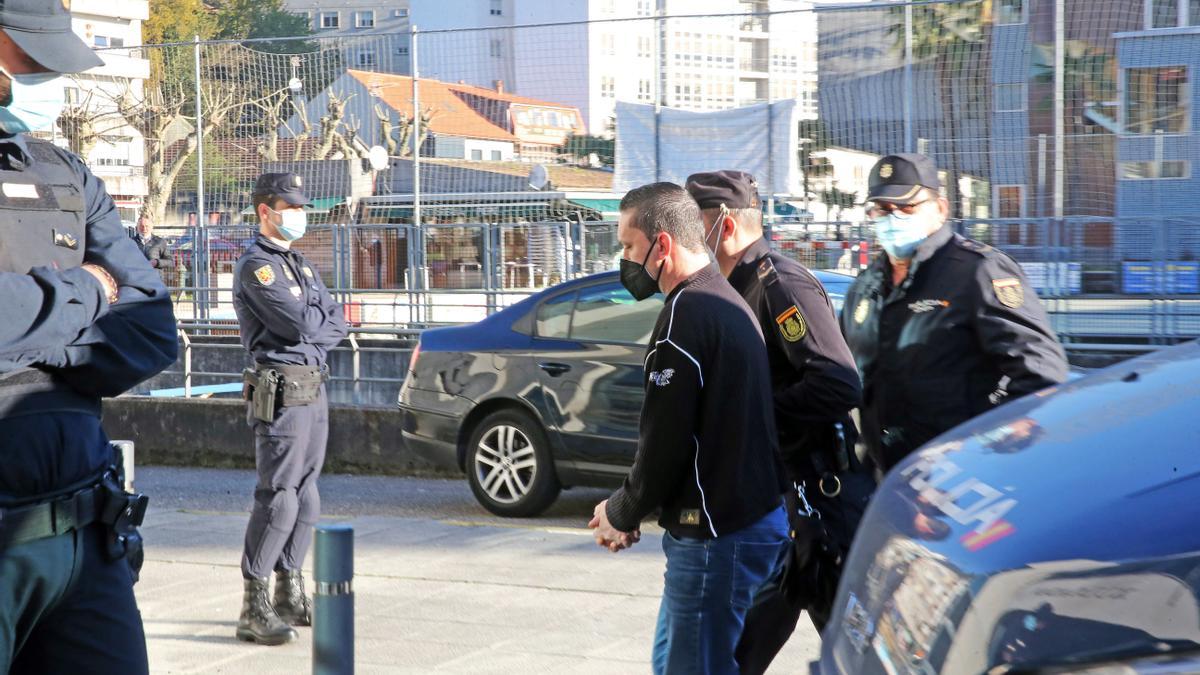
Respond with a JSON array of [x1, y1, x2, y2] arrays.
[[620, 238, 661, 301]]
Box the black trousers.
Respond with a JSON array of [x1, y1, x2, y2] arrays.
[[241, 386, 328, 580], [0, 523, 147, 675]]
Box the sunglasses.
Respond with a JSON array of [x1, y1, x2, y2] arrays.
[[867, 198, 933, 218]]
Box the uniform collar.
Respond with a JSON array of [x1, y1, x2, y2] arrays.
[[881, 224, 955, 282], [0, 132, 33, 169], [255, 234, 292, 254], [667, 262, 721, 300], [728, 237, 772, 288]]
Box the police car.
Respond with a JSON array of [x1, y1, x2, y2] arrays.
[[815, 339, 1200, 674]]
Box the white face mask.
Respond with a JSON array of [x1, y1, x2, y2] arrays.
[[269, 206, 308, 241], [0, 68, 65, 134]]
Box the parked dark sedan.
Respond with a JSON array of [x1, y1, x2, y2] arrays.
[[815, 339, 1200, 674], [398, 269, 854, 516]]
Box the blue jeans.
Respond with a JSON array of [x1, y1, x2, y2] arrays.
[[652, 506, 789, 675]]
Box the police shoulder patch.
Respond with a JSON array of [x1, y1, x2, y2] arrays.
[[775, 305, 808, 342], [757, 257, 779, 286], [254, 264, 276, 286], [992, 277, 1024, 308]]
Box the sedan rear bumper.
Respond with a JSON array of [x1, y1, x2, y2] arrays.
[[400, 403, 463, 472]]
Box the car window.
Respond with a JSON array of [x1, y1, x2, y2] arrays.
[[571, 282, 663, 345], [536, 291, 575, 338]]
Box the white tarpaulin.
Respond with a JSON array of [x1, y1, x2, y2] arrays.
[[614, 100, 801, 196]]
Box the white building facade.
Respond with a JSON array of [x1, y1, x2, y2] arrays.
[[65, 0, 151, 225], [290, 0, 818, 136]]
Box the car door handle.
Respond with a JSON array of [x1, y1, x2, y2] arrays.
[[538, 362, 572, 377]]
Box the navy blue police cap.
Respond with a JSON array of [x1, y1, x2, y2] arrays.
[[0, 0, 103, 73], [253, 172, 310, 206], [685, 170, 760, 210], [867, 153, 942, 205]]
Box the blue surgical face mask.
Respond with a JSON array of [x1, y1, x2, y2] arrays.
[[874, 210, 933, 260], [0, 69, 65, 134], [270, 207, 308, 241]]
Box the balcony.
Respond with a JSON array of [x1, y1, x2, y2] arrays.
[[738, 58, 770, 75], [89, 49, 151, 80], [740, 17, 769, 34]]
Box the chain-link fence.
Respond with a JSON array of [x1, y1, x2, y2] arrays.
[[53, 0, 1200, 343]]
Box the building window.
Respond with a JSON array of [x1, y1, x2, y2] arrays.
[[354, 10, 375, 28], [320, 11, 340, 29], [638, 36, 652, 59], [1125, 66, 1188, 134], [394, 8, 409, 17], [638, 79, 652, 102], [1120, 160, 1190, 179], [637, 0, 653, 16], [994, 83, 1026, 112], [601, 76, 615, 98], [490, 39, 502, 58], [356, 51, 377, 67], [996, 0, 1025, 24], [601, 34, 615, 56], [1146, 0, 1200, 27], [490, 0, 503, 16], [398, 46, 409, 56], [1193, 0, 1200, 24], [996, 185, 1024, 219], [490, 150, 502, 160], [471, 149, 483, 160], [94, 35, 123, 47]]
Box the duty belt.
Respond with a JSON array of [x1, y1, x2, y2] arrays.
[[0, 483, 104, 548]]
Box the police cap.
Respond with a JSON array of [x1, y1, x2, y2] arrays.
[[0, 0, 103, 74], [685, 170, 760, 210], [867, 153, 942, 205], [253, 172, 310, 207]]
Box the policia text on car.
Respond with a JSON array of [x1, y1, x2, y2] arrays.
[[0, 1, 178, 672]]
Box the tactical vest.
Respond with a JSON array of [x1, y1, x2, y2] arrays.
[[0, 136, 99, 419]]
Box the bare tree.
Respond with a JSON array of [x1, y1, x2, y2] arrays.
[[56, 84, 145, 161], [374, 103, 437, 158]]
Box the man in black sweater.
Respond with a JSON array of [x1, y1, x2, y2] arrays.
[[588, 182, 788, 674]]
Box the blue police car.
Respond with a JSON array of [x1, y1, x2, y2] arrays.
[[815, 339, 1200, 674], [399, 269, 854, 516]]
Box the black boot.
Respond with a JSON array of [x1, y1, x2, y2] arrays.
[[274, 569, 313, 627], [236, 577, 299, 645]]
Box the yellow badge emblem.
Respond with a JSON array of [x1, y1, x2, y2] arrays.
[[254, 264, 275, 286], [303, 267, 314, 278], [854, 298, 870, 325], [775, 305, 808, 342], [879, 163, 893, 179], [992, 277, 1024, 309]]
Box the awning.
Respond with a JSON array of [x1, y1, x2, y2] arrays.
[[567, 198, 621, 217], [240, 196, 345, 215]]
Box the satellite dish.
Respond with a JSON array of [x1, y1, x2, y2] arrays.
[[528, 164, 549, 190], [367, 145, 389, 171], [288, 77, 304, 93]]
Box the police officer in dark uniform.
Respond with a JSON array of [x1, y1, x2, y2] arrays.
[[841, 153, 1069, 473], [233, 172, 347, 645], [0, 3, 177, 671], [687, 171, 874, 673]]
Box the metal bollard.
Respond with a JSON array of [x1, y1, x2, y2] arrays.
[[111, 440, 136, 493], [313, 524, 354, 675]]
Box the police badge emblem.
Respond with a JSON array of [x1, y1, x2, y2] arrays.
[[775, 305, 807, 342], [281, 266, 294, 281], [854, 298, 870, 325], [992, 277, 1024, 309], [879, 163, 893, 179], [254, 265, 275, 286]]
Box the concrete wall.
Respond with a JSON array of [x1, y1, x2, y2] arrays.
[[103, 396, 457, 477]]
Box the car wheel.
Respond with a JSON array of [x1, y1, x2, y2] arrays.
[[465, 409, 561, 517]]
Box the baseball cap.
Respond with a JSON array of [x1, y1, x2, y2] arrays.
[[0, 0, 103, 74], [253, 172, 311, 206], [867, 153, 942, 205]]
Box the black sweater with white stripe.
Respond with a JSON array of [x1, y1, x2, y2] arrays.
[[606, 264, 785, 539]]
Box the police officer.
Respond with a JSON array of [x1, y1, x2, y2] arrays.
[[841, 153, 1069, 473], [233, 172, 347, 645], [687, 171, 874, 673], [0, 2, 178, 671]]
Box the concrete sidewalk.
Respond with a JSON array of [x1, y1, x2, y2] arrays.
[[136, 469, 820, 674]]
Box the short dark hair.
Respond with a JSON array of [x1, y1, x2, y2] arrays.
[[252, 193, 286, 215], [619, 182, 704, 253]]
